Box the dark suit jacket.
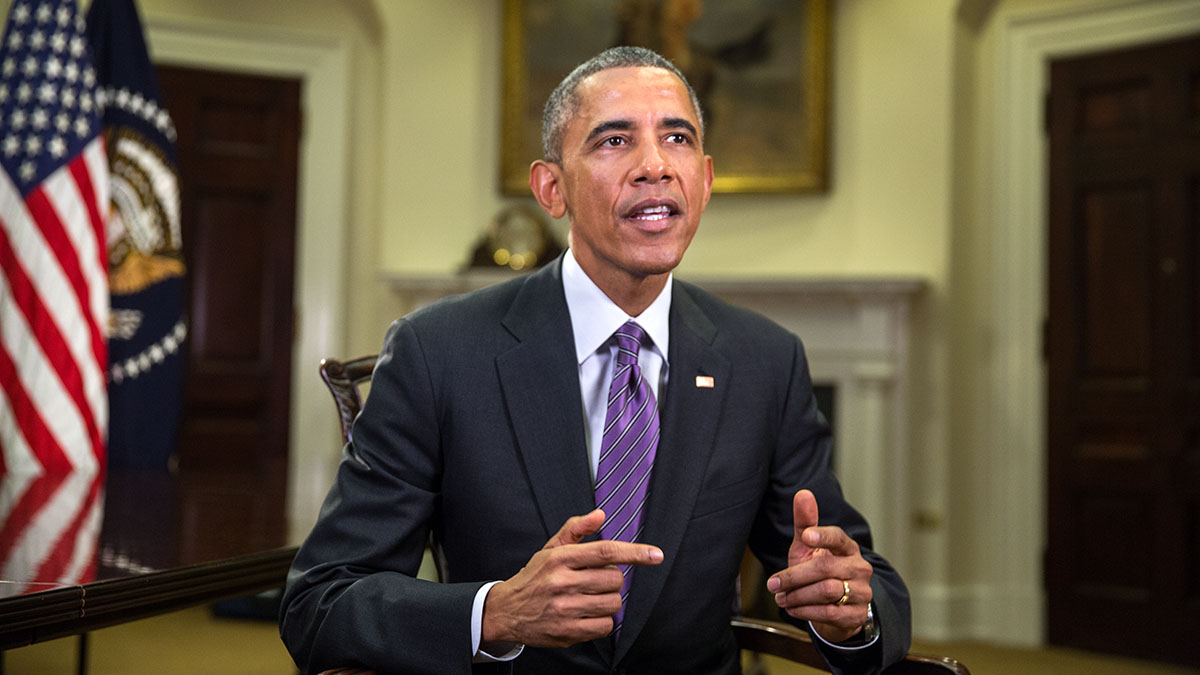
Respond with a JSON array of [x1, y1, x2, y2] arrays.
[[280, 259, 911, 674]]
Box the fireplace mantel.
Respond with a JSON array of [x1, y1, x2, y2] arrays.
[[387, 272, 926, 571]]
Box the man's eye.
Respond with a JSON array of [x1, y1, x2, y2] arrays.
[[667, 133, 690, 144], [602, 136, 626, 147]]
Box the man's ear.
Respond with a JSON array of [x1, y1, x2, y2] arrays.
[[529, 160, 567, 219]]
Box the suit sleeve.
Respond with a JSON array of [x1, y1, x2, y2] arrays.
[[279, 319, 484, 675], [747, 335, 912, 675]]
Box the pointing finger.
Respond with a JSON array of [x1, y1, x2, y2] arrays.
[[557, 540, 664, 569], [800, 525, 860, 557]]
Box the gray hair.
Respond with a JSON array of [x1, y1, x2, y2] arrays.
[[541, 46, 705, 165]]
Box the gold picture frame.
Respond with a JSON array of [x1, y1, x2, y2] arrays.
[[501, 0, 831, 195]]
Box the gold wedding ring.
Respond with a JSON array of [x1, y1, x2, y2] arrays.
[[835, 580, 850, 606]]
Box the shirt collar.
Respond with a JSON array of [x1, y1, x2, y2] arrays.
[[562, 248, 671, 365]]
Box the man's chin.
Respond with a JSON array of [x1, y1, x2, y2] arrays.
[[629, 256, 684, 279]]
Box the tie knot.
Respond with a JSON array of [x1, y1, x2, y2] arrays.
[[613, 321, 649, 366]]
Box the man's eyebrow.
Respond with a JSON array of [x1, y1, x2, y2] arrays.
[[661, 117, 698, 136], [584, 119, 633, 144]]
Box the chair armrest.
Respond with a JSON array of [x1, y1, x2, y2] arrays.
[[730, 615, 972, 674], [731, 616, 831, 671]]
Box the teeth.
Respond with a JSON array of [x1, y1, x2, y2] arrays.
[[632, 205, 671, 219]]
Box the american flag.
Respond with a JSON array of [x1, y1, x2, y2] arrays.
[[0, 0, 108, 593]]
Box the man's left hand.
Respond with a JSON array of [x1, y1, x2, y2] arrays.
[[767, 489, 874, 644]]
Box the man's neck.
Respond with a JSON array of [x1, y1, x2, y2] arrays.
[[587, 269, 668, 317], [569, 250, 670, 316]]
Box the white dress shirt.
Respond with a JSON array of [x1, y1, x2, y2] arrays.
[[562, 249, 671, 478]]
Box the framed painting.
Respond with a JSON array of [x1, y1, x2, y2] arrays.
[[500, 0, 831, 195]]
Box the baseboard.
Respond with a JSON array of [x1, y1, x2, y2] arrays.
[[910, 582, 1044, 646]]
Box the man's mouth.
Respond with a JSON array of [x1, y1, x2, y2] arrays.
[[625, 202, 678, 222]]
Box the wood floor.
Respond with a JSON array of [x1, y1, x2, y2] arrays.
[[4, 605, 1197, 674]]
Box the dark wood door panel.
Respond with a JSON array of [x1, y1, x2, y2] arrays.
[[1047, 33, 1200, 667], [1188, 176, 1200, 379], [1071, 491, 1153, 597], [188, 193, 274, 364], [1077, 185, 1152, 380], [156, 64, 300, 554]]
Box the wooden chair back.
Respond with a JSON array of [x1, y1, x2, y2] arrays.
[[318, 355, 377, 443]]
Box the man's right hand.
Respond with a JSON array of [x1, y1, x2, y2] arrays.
[[480, 509, 663, 648]]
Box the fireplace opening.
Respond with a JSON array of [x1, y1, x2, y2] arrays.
[[814, 383, 836, 471]]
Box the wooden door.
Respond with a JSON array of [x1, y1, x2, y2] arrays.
[[1046, 34, 1200, 667], [155, 66, 301, 559]]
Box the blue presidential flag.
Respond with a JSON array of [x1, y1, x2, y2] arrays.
[[86, 0, 184, 469]]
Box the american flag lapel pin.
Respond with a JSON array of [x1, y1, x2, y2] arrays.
[[695, 375, 715, 388]]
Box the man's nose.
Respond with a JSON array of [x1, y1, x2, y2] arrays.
[[632, 142, 672, 184]]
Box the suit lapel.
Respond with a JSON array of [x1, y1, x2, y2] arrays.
[[495, 261, 596, 542], [615, 283, 731, 662]]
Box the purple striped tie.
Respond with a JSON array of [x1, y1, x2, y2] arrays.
[[594, 320, 660, 635]]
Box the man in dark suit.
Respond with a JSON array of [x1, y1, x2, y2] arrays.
[[280, 46, 911, 674]]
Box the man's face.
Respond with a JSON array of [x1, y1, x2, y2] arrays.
[[536, 66, 713, 291]]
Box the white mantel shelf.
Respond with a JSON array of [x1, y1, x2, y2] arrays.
[[686, 276, 925, 296], [386, 270, 924, 297], [387, 271, 926, 573]]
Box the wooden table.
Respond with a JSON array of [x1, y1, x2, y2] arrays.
[[0, 546, 296, 650], [0, 467, 294, 651]]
